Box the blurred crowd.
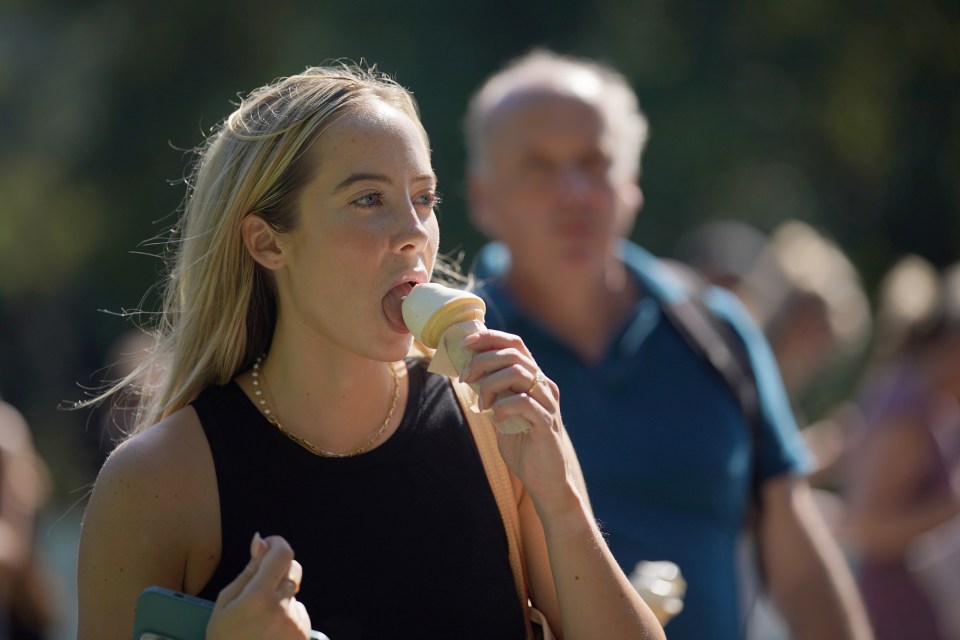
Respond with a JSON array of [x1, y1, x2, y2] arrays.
[[675, 219, 960, 639]]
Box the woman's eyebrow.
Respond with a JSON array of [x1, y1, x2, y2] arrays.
[[411, 173, 438, 185], [332, 173, 391, 193], [332, 172, 437, 194]]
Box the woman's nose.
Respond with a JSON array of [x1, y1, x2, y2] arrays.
[[394, 200, 431, 253]]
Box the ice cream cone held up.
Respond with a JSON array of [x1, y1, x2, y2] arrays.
[[402, 283, 531, 434]]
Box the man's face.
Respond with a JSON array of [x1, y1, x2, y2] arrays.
[[471, 92, 638, 281]]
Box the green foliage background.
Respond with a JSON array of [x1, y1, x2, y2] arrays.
[[1, 0, 958, 498]]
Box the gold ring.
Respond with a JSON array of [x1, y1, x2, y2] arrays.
[[278, 578, 299, 598], [526, 369, 546, 395]]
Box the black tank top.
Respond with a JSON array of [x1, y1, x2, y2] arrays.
[[193, 359, 525, 640]]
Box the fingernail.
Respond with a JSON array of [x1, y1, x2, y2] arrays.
[[250, 532, 265, 559], [461, 333, 480, 347], [458, 364, 471, 383]]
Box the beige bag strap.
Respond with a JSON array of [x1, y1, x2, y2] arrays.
[[450, 379, 535, 638]]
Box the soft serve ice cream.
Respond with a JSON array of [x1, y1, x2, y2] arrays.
[[402, 283, 530, 434]]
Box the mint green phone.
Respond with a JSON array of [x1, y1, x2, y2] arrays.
[[133, 587, 214, 640], [132, 586, 331, 640]]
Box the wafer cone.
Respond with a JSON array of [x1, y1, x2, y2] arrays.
[[402, 283, 530, 434]]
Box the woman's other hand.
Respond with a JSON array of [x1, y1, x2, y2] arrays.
[[206, 534, 311, 640]]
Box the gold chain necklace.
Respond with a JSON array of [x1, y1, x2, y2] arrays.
[[251, 354, 400, 458]]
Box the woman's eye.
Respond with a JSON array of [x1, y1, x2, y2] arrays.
[[353, 192, 384, 209], [416, 191, 442, 208]]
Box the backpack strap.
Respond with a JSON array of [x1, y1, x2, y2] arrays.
[[450, 378, 536, 639], [659, 259, 764, 511]]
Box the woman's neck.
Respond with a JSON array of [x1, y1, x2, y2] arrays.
[[241, 329, 406, 456]]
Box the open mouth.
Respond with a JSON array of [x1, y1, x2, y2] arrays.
[[382, 281, 418, 333]]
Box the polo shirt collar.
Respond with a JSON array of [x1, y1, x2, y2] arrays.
[[473, 239, 692, 362], [473, 239, 689, 306]]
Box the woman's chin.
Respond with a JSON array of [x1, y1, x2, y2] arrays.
[[381, 334, 415, 362]]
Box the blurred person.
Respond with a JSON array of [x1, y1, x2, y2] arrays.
[[465, 49, 872, 640], [844, 255, 960, 640], [672, 219, 873, 487], [736, 220, 871, 409], [674, 219, 871, 415], [719, 220, 873, 636], [76, 63, 665, 640], [736, 220, 873, 486], [0, 398, 58, 640], [672, 219, 768, 291]]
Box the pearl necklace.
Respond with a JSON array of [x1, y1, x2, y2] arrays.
[[251, 354, 400, 458]]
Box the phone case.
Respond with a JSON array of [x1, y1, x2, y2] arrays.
[[131, 585, 331, 640], [132, 587, 214, 640]]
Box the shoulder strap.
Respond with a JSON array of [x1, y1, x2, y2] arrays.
[[659, 260, 764, 510], [450, 379, 535, 639]]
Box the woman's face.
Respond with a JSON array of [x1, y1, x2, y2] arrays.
[[274, 99, 440, 362]]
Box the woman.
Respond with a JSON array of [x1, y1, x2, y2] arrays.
[[76, 64, 664, 639]]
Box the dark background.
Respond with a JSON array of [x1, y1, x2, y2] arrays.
[[2, 0, 958, 503]]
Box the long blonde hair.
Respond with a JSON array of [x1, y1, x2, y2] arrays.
[[100, 64, 428, 436]]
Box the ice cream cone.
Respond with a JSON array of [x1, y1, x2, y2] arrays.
[[402, 283, 530, 434]]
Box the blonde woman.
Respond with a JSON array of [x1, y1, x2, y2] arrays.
[[76, 65, 664, 640]]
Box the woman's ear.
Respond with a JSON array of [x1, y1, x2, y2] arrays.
[[241, 214, 285, 270]]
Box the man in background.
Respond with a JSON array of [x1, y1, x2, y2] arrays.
[[464, 49, 872, 640]]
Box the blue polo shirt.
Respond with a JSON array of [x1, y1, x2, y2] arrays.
[[474, 240, 811, 640]]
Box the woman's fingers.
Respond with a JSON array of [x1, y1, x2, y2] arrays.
[[471, 363, 534, 406], [244, 535, 296, 598], [460, 346, 532, 381], [461, 328, 532, 358], [488, 388, 557, 433], [277, 560, 303, 599], [216, 532, 268, 606], [290, 600, 312, 635], [457, 330, 560, 420], [210, 534, 311, 639], [462, 354, 557, 412]]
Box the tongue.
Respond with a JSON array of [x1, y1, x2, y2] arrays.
[[383, 284, 411, 332]]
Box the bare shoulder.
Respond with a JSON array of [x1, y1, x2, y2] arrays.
[[90, 405, 215, 529], [78, 405, 219, 640]]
